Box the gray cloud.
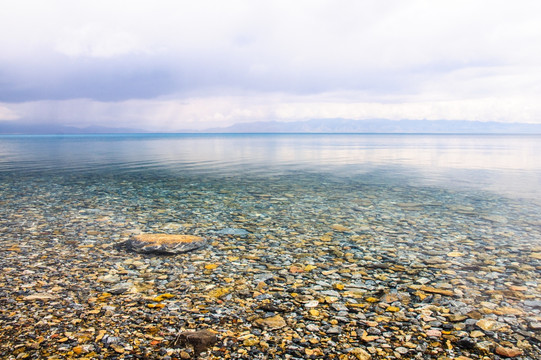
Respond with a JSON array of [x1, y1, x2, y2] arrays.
[[0, 57, 177, 102], [0, 47, 428, 102]]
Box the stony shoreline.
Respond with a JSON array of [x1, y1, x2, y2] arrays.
[[1, 173, 540, 359]]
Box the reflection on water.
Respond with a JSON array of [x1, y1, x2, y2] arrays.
[[1, 134, 540, 200]]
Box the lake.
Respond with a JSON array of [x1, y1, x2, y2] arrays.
[[0, 133, 540, 358], [1, 133, 540, 199]]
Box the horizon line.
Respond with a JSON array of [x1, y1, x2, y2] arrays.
[[2, 132, 541, 136]]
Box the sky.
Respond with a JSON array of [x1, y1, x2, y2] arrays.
[[1, 0, 540, 131]]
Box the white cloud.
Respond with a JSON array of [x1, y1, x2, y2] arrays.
[[0, 104, 19, 121], [9, 91, 541, 131], [55, 24, 144, 58]]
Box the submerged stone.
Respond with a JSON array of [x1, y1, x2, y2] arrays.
[[495, 345, 523, 357], [173, 329, 218, 358], [119, 234, 207, 254], [23, 293, 58, 301], [476, 318, 510, 332], [349, 347, 372, 360], [254, 315, 287, 330], [107, 282, 133, 295], [216, 228, 250, 236]]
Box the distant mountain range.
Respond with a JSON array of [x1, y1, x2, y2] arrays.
[[0, 122, 146, 134], [2, 119, 541, 134], [200, 119, 541, 134]]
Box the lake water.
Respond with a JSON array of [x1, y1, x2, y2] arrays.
[[1, 133, 540, 243], [1, 134, 540, 358], [1, 133, 540, 200]]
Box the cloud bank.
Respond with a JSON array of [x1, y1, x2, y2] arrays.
[[1, 0, 540, 129]]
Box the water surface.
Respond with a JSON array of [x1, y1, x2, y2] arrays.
[[1, 134, 540, 201]]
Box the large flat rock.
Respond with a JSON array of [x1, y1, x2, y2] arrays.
[[121, 234, 207, 255]]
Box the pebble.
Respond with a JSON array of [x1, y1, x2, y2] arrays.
[[476, 318, 509, 332], [524, 300, 541, 308], [495, 345, 524, 357], [107, 281, 133, 294], [456, 338, 476, 349], [395, 346, 409, 354], [254, 315, 287, 330], [327, 326, 342, 334], [349, 347, 372, 360], [216, 228, 250, 236], [425, 329, 442, 337]]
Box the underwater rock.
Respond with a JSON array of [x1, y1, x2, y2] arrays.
[[23, 293, 58, 301], [495, 345, 523, 357], [216, 228, 250, 236], [173, 329, 217, 358], [119, 234, 207, 254], [254, 315, 287, 330]]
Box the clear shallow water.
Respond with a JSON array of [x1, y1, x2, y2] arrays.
[[1, 134, 540, 243], [1, 134, 540, 201]]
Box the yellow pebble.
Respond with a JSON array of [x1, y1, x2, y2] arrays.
[[147, 303, 165, 309], [243, 337, 259, 346], [152, 293, 175, 302], [208, 287, 231, 298], [98, 292, 111, 300], [305, 264, 317, 271], [334, 283, 345, 290]]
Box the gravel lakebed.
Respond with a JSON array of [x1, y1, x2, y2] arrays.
[[1, 173, 540, 359]]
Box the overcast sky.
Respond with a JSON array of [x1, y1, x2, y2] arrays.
[[1, 0, 540, 130]]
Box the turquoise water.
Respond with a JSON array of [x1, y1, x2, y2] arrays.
[[1, 134, 540, 200], [1, 133, 540, 245], [1, 133, 540, 243]]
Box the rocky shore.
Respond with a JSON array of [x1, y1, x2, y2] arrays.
[[1, 173, 540, 359]]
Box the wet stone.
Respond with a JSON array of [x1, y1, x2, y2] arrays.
[[106, 281, 133, 294], [254, 315, 287, 330], [331, 303, 349, 312], [216, 228, 250, 236], [304, 300, 319, 308], [22, 293, 58, 301], [524, 300, 541, 308], [173, 329, 217, 358], [327, 326, 342, 335], [476, 318, 509, 332], [120, 234, 207, 254], [395, 346, 409, 355], [457, 337, 476, 349], [495, 345, 523, 357]]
